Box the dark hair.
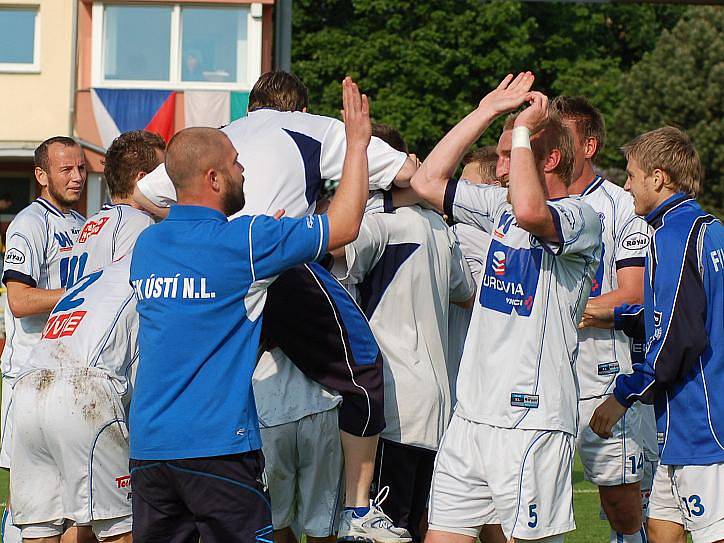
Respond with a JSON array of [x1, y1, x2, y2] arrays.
[[462, 146, 498, 182], [34, 136, 79, 172], [103, 131, 166, 199], [550, 96, 606, 161], [248, 71, 309, 113], [371, 123, 408, 153]]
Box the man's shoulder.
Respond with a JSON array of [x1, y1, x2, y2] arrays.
[[7, 201, 48, 233]]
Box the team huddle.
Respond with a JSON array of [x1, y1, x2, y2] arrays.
[[0, 70, 721, 543]]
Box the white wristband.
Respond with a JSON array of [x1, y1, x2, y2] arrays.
[[511, 126, 532, 150]]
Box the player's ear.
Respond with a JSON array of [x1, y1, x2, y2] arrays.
[[208, 169, 221, 193], [584, 137, 598, 160], [651, 168, 668, 192], [543, 148, 562, 174], [35, 166, 48, 188]]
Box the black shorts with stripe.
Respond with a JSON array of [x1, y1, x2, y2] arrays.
[[262, 262, 385, 437]]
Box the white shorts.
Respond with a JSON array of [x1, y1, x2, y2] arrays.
[[577, 396, 645, 487], [9, 368, 132, 536], [261, 409, 344, 537], [428, 414, 575, 540], [648, 463, 724, 543], [0, 376, 16, 469]]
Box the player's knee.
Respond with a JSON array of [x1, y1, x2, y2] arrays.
[[601, 487, 643, 532]]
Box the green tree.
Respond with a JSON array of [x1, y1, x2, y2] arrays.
[[611, 6, 723, 214]]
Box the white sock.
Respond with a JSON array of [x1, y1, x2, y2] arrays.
[[610, 527, 647, 543], [2, 507, 23, 543]]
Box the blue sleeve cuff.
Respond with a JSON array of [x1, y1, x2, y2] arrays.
[[443, 178, 459, 224], [616, 257, 645, 270], [316, 214, 330, 261], [538, 204, 564, 256], [383, 190, 394, 213], [2, 269, 37, 288], [613, 376, 636, 408]]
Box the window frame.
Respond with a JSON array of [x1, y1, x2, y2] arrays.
[[91, 2, 262, 90], [0, 4, 41, 74]]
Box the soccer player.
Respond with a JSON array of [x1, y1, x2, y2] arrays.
[[128, 77, 376, 541], [411, 73, 602, 543], [134, 71, 418, 541], [586, 126, 723, 543], [448, 145, 499, 399], [333, 189, 476, 542], [69, 130, 164, 283], [253, 346, 343, 543], [551, 96, 653, 543], [1, 136, 86, 543], [9, 257, 136, 542]]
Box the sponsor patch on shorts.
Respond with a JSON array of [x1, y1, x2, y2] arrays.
[[597, 361, 620, 376], [657, 432, 665, 445], [511, 393, 539, 408]]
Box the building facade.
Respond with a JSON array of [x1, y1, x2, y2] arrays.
[[0, 0, 274, 221]]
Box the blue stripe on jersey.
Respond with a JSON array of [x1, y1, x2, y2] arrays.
[[307, 262, 379, 367], [283, 129, 323, 206], [358, 243, 420, 318]]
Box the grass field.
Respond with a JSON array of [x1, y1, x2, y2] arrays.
[[0, 455, 610, 542]]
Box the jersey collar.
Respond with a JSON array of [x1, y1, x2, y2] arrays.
[[644, 192, 691, 228], [167, 205, 227, 222], [580, 175, 604, 196], [34, 197, 67, 218]]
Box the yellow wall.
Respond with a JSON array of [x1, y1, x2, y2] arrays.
[[0, 0, 74, 142]]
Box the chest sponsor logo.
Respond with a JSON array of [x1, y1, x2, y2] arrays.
[[597, 361, 620, 376], [132, 276, 217, 301], [78, 216, 110, 243], [54, 231, 74, 252], [511, 393, 539, 408], [480, 239, 542, 317], [622, 232, 650, 251], [493, 210, 516, 239], [4, 248, 24, 265], [42, 310, 87, 339], [711, 248, 724, 273]]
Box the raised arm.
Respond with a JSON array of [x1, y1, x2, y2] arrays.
[[411, 72, 535, 210], [507, 92, 558, 241], [326, 77, 372, 251]]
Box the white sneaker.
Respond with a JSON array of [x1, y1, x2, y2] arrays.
[[337, 487, 413, 543]]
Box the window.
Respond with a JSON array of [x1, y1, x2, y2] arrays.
[[0, 6, 40, 72], [92, 3, 261, 90]]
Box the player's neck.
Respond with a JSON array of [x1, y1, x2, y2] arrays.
[[112, 196, 141, 209], [40, 190, 72, 214], [567, 163, 597, 196], [545, 176, 569, 200]]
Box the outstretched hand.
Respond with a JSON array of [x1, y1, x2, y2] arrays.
[[514, 91, 549, 130], [579, 299, 615, 330], [478, 72, 535, 117], [341, 76, 371, 149]]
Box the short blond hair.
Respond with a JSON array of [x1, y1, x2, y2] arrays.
[[621, 126, 703, 197], [504, 111, 576, 186]]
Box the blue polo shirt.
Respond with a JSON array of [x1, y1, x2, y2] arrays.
[[129, 205, 329, 460]]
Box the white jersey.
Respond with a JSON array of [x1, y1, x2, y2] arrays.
[[335, 205, 475, 449], [26, 257, 138, 397], [137, 109, 408, 219], [447, 222, 491, 398], [1, 198, 85, 380], [575, 177, 650, 399], [70, 204, 154, 281], [446, 181, 602, 435], [253, 347, 341, 427]]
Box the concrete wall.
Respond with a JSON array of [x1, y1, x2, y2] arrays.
[[0, 0, 74, 142]]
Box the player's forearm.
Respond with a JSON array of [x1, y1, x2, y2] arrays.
[[392, 156, 417, 188], [411, 108, 496, 210], [508, 146, 554, 238], [592, 285, 643, 312], [6, 282, 64, 318], [327, 143, 369, 250]]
